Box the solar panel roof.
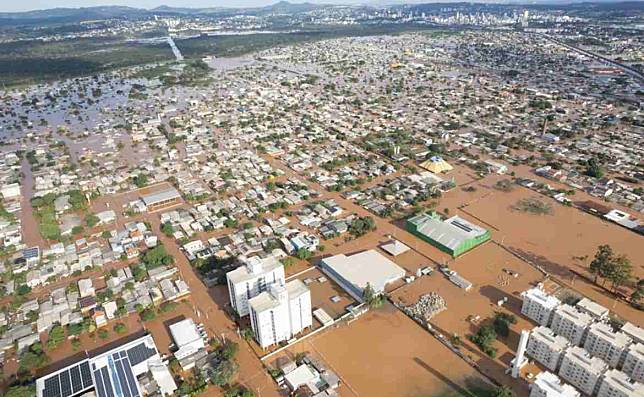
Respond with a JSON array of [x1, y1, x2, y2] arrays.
[[38, 335, 159, 397], [40, 360, 93, 397]]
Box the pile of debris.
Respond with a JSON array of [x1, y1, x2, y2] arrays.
[[403, 292, 447, 324]]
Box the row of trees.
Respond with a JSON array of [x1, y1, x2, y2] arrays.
[[588, 245, 634, 292]]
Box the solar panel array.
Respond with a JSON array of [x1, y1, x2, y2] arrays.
[[126, 342, 156, 366], [40, 337, 158, 397], [93, 351, 141, 397], [41, 361, 93, 397]]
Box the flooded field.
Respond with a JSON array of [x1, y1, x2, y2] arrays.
[[286, 303, 497, 397]]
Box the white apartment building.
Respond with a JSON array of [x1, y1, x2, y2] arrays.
[[576, 298, 609, 321], [527, 326, 570, 372], [622, 323, 644, 346], [550, 304, 594, 346], [597, 369, 644, 397], [226, 255, 286, 317], [623, 343, 644, 384], [559, 346, 609, 395], [521, 287, 561, 326], [248, 279, 312, 349], [584, 322, 632, 368], [530, 371, 580, 397]]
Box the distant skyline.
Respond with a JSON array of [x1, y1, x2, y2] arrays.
[[0, 0, 640, 13]]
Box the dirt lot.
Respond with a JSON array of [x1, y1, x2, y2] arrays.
[[284, 303, 497, 397]]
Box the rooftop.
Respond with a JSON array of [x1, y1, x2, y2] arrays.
[[36, 334, 173, 397], [169, 318, 204, 350], [554, 304, 593, 327], [576, 298, 609, 319], [320, 250, 405, 300], [622, 322, 644, 345], [600, 369, 644, 397], [407, 212, 488, 251], [141, 187, 181, 206], [532, 326, 570, 351], [588, 322, 632, 349], [533, 371, 580, 397], [564, 346, 609, 375], [249, 279, 309, 313], [522, 287, 561, 310], [227, 255, 283, 285]]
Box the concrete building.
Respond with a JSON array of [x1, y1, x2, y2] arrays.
[[169, 318, 206, 370], [530, 371, 580, 397], [550, 304, 594, 346], [521, 287, 561, 326], [248, 279, 312, 349], [527, 326, 570, 372], [623, 343, 644, 383], [559, 346, 609, 395], [141, 187, 181, 212], [597, 369, 644, 397], [320, 250, 405, 302], [576, 298, 609, 321], [584, 322, 632, 368], [0, 183, 20, 199], [622, 323, 644, 345], [226, 255, 285, 317]]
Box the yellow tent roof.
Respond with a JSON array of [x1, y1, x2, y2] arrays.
[[420, 157, 453, 173]]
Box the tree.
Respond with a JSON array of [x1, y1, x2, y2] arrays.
[[211, 359, 239, 386], [46, 325, 66, 350], [16, 284, 31, 296], [240, 328, 254, 341], [142, 244, 173, 269], [589, 245, 614, 284], [98, 329, 109, 339], [221, 341, 239, 360], [113, 323, 127, 334], [585, 158, 604, 178], [86, 214, 100, 227], [362, 283, 384, 308], [4, 385, 36, 397], [349, 216, 376, 237], [295, 248, 312, 260], [160, 222, 173, 237], [470, 324, 497, 358], [133, 174, 148, 188], [67, 323, 83, 337], [493, 312, 516, 338], [607, 255, 632, 293], [141, 309, 156, 321], [493, 385, 515, 397], [589, 245, 633, 292], [19, 343, 49, 372]]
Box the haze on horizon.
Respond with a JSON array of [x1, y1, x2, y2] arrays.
[[0, 0, 358, 13]]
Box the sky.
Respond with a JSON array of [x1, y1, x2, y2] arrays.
[[0, 0, 356, 13]]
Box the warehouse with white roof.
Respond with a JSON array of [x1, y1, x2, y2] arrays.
[[320, 250, 405, 302]]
